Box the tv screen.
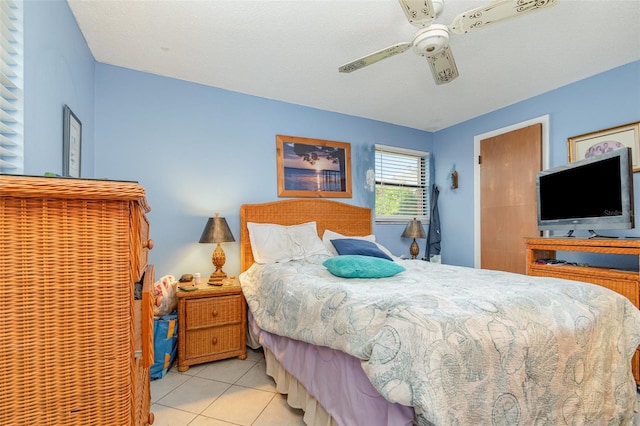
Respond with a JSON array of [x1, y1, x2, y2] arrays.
[[536, 147, 634, 234]]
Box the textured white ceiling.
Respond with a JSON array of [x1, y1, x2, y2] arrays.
[[67, 0, 640, 132]]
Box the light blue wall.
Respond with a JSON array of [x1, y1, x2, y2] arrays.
[[94, 64, 433, 277], [21, 0, 640, 277], [432, 61, 640, 267], [23, 0, 95, 177]]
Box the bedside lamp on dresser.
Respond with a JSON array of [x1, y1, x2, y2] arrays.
[[199, 213, 236, 284], [401, 218, 427, 259]]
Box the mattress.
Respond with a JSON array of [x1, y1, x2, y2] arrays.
[[241, 257, 640, 425]]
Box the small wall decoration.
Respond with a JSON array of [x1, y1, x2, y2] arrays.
[[63, 105, 82, 177], [450, 170, 459, 189], [276, 135, 352, 198], [568, 121, 640, 172]]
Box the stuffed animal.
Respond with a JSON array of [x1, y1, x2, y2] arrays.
[[153, 275, 178, 316]]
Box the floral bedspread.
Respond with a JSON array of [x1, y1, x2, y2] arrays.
[[240, 258, 640, 425]]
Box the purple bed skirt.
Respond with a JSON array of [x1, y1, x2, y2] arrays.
[[249, 312, 414, 426]]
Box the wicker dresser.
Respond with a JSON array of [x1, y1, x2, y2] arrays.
[[0, 175, 155, 426], [526, 237, 640, 385]]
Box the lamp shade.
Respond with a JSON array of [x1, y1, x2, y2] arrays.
[[401, 218, 426, 239], [199, 213, 235, 244]]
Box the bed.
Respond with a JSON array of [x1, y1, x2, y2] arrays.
[[238, 199, 640, 425]]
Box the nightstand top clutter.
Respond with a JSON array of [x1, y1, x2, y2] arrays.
[[177, 277, 241, 298]]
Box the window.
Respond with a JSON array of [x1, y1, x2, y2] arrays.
[[375, 144, 430, 223], [0, 0, 23, 174]]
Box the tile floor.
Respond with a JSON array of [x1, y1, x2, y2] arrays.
[[151, 349, 640, 426], [150, 348, 305, 426]]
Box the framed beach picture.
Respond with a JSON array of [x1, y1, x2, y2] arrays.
[[568, 121, 640, 172], [276, 135, 352, 198]]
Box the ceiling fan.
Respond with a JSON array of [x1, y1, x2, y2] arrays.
[[338, 0, 558, 85]]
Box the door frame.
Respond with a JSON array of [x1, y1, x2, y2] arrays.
[[473, 115, 550, 268]]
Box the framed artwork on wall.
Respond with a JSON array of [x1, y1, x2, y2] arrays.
[[63, 105, 82, 177], [276, 134, 352, 198], [568, 121, 640, 172]]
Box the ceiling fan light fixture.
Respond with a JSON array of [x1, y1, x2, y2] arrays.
[[412, 24, 449, 56]]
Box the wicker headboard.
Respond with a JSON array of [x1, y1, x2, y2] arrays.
[[240, 199, 372, 272]]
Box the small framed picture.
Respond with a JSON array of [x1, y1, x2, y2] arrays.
[[63, 105, 82, 177], [568, 121, 640, 172], [276, 135, 352, 198]]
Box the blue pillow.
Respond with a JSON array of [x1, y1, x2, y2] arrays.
[[330, 238, 393, 261], [323, 255, 405, 279]]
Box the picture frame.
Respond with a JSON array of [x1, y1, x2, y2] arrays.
[[276, 135, 352, 198], [568, 121, 640, 172], [63, 105, 82, 177]]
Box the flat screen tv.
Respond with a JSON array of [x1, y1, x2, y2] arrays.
[[536, 147, 634, 236]]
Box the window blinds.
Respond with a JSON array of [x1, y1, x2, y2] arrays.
[[0, 0, 23, 174], [375, 144, 430, 223]]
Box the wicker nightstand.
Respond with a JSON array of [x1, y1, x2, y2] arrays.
[[176, 277, 247, 372]]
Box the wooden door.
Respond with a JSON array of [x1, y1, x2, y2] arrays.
[[480, 124, 542, 274]]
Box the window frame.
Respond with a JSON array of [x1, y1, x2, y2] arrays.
[[374, 144, 430, 224]]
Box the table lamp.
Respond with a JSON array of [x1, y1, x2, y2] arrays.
[[199, 213, 235, 284], [401, 218, 426, 259]]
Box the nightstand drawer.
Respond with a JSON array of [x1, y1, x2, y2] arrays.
[[186, 324, 244, 358], [185, 295, 243, 328]]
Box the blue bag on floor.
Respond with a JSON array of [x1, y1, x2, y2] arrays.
[[150, 312, 178, 380]]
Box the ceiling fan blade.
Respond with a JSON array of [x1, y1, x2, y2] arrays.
[[397, 0, 438, 27], [449, 0, 558, 34], [339, 43, 411, 73], [426, 45, 458, 85]]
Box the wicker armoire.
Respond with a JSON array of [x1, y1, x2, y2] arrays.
[[0, 175, 155, 425]]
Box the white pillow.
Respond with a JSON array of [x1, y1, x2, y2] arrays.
[[247, 221, 331, 264], [322, 229, 395, 258]]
